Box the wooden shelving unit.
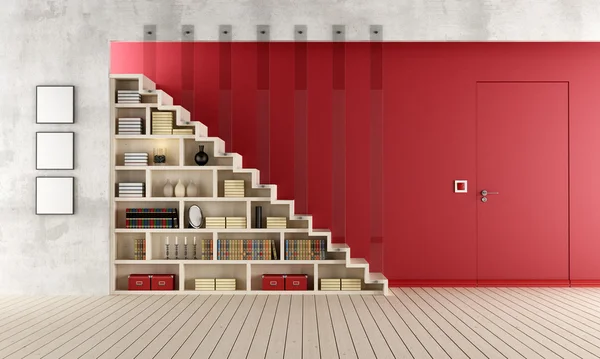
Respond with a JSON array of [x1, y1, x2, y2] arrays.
[[110, 74, 388, 295]]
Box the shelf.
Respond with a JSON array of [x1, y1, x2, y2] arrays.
[[113, 290, 384, 295], [114, 197, 270, 202], [115, 103, 154, 108], [115, 228, 312, 233], [115, 135, 196, 140]]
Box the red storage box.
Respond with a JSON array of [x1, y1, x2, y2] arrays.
[[128, 274, 151, 291], [285, 274, 308, 290], [151, 274, 175, 290], [262, 274, 285, 290]]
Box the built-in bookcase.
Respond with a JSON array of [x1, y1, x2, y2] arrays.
[[110, 74, 388, 295]]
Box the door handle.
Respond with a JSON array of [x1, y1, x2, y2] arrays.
[[481, 190, 499, 196]]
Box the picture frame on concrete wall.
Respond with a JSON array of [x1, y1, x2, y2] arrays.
[[36, 177, 74, 215], [36, 85, 75, 124], [36, 132, 74, 170]]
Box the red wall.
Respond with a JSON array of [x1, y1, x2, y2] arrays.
[[111, 42, 600, 285]]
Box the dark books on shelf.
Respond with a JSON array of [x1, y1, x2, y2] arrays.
[[118, 182, 145, 197], [216, 239, 277, 260], [117, 90, 141, 104], [134, 238, 146, 260], [285, 239, 326, 260], [125, 208, 179, 229]]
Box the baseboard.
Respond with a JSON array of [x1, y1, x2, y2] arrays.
[[389, 279, 571, 287], [389, 280, 477, 287], [570, 280, 600, 287], [476, 280, 570, 287]]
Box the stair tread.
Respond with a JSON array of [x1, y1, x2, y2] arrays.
[[368, 273, 388, 281], [350, 258, 368, 265], [331, 243, 349, 249]]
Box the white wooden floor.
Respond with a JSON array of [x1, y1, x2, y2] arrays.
[[1, 288, 600, 358]]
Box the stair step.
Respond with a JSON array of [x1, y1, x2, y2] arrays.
[[368, 272, 388, 282], [349, 258, 368, 266], [331, 243, 350, 251]]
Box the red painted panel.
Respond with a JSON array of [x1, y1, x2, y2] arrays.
[[477, 82, 569, 280], [110, 42, 144, 73], [193, 43, 219, 135], [269, 44, 295, 200], [155, 43, 181, 107], [306, 43, 333, 232], [345, 43, 371, 261]]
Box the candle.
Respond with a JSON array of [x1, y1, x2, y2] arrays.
[[194, 236, 197, 245], [185, 237, 188, 245], [166, 236, 169, 245], [175, 236, 178, 245]]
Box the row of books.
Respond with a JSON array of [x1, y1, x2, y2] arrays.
[[118, 182, 145, 198], [192, 238, 213, 260], [216, 239, 278, 260], [195, 278, 236, 291], [126, 208, 179, 229], [205, 217, 247, 229], [224, 180, 245, 197], [118, 118, 143, 135], [152, 111, 174, 135], [117, 90, 141, 104], [285, 239, 326, 260], [320, 278, 362, 291], [266, 217, 287, 229], [123, 152, 148, 166], [133, 238, 146, 260]]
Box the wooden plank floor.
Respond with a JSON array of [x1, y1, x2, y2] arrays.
[[2, 288, 600, 358]]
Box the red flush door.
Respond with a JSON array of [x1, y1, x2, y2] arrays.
[[476, 82, 569, 283]]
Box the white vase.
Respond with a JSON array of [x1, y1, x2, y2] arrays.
[[163, 179, 174, 197], [174, 179, 186, 197], [186, 180, 198, 197]]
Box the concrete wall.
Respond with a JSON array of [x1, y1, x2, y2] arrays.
[[0, 0, 597, 295]]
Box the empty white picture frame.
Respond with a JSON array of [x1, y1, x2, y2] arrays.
[[36, 177, 74, 215], [36, 132, 74, 170], [36, 85, 74, 124]]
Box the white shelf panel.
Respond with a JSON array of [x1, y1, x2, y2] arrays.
[[115, 166, 233, 171], [113, 290, 384, 295], [115, 135, 196, 140], [114, 228, 310, 234], [113, 197, 271, 202], [115, 260, 345, 265], [115, 103, 154, 108]]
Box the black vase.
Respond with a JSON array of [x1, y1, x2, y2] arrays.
[[194, 145, 209, 166]]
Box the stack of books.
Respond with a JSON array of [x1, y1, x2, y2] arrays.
[[285, 239, 326, 260], [224, 180, 245, 197], [266, 217, 287, 229], [117, 90, 141, 104], [173, 128, 194, 135], [195, 278, 215, 291], [133, 238, 146, 260], [216, 279, 236, 291], [118, 118, 143, 135], [123, 152, 148, 166], [226, 217, 246, 229], [118, 182, 145, 198], [320, 279, 341, 291], [216, 239, 277, 260], [205, 217, 226, 229], [152, 111, 174, 135], [341, 278, 362, 291], [125, 208, 179, 229]]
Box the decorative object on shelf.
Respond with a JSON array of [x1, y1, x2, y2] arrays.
[[128, 274, 151, 290], [117, 90, 141, 104], [175, 236, 179, 259], [195, 278, 215, 291], [255, 206, 262, 228], [186, 180, 198, 197], [165, 236, 170, 259], [153, 147, 166, 165], [285, 239, 325, 260], [36, 132, 74, 170], [163, 179, 174, 197], [151, 274, 175, 291], [205, 217, 226, 229], [118, 118, 143, 135], [125, 208, 178, 229], [118, 182, 145, 198], [193, 236, 197, 259], [285, 274, 308, 290], [266, 217, 287, 229], [188, 205, 204, 229], [174, 179, 186, 197], [224, 180, 244, 197], [36, 177, 75, 215], [133, 238, 146, 260], [36, 85, 74, 124], [194, 145, 209, 166], [320, 278, 341, 291], [341, 278, 362, 291], [262, 274, 285, 291], [184, 236, 188, 259], [123, 152, 148, 166], [225, 217, 246, 229], [216, 278, 236, 291], [151, 111, 173, 134]]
